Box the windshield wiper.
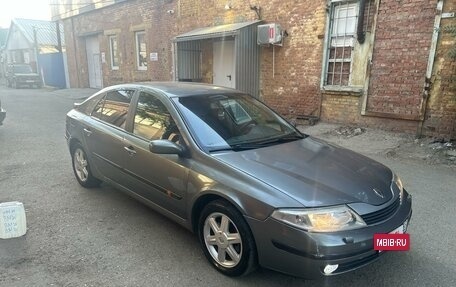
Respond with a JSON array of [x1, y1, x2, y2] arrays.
[[255, 133, 305, 145], [209, 143, 264, 152], [209, 133, 305, 152], [208, 147, 234, 152]]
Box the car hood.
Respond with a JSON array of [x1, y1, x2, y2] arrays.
[[213, 137, 393, 207]]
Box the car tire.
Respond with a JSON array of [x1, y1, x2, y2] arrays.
[[198, 199, 257, 277], [71, 143, 101, 188]]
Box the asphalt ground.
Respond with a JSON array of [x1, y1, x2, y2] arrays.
[[0, 86, 455, 286]]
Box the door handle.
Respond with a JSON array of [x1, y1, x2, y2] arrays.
[[227, 75, 232, 81], [83, 128, 92, 136], [124, 146, 137, 156]]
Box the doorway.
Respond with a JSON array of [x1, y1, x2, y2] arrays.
[[85, 35, 102, 89], [213, 40, 235, 88]]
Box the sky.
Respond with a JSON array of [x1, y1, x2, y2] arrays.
[[0, 0, 51, 28]]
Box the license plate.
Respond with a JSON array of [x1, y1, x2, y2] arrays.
[[26, 80, 34, 83], [390, 219, 409, 234], [376, 219, 410, 252]]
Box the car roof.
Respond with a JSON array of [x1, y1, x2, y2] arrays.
[[102, 82, 243, 98]]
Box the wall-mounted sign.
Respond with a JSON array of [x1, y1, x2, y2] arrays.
[[150, 52, 158, 61], [101, 52, 106, 63], [442, 12, 455, 19]]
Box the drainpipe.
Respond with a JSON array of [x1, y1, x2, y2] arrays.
[[357, 0, 366, 44], [417, 0, 443, 137]]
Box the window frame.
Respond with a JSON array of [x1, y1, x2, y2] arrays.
[[132, 91, 182, 142], [109, 35, 119, 70], [135, 31, 147, 71], [90, 89, 136, 130], [321, 0, 359, 89]]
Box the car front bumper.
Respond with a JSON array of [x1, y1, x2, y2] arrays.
[[17, 79, 41, 86], [246, 190, 412, 279], [0, 108, 5, 125]]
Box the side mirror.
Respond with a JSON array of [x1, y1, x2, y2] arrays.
[[149, 139, 185, 156]]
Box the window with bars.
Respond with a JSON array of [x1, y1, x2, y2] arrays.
[[325, 1, 358, 86]]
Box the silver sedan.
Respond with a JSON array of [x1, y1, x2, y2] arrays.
[[65, 82, 412, 278]]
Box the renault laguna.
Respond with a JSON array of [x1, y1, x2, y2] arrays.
[[65, 82, 412, 278]]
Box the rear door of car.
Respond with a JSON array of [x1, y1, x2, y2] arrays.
[[120, 90, 190, 218], [83, 88, 136, 183]]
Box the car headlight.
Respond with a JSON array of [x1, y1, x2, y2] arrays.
[[271, 205, 366, 232], [392, 173, 404, 203]]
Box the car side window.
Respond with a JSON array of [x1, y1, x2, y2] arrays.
[[91, 89, 134, 128], [133, 92, 179, 142]]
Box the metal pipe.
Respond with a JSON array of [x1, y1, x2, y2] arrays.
[[272, 45, 275, 79], [357, 0, 366, 44]]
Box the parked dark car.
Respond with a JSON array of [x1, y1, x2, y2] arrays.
[[65, 82, 412, 278], [0, 99, 5, 125], [6, 64, 42, 89]]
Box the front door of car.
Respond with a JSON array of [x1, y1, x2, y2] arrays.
[[121, 91, 189, 218], [84, 89, 135, 183]]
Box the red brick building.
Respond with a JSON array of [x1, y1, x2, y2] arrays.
[[51, 0, 456, 139]]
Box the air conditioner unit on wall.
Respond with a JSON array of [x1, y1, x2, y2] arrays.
[[257, 23, 283, 45]]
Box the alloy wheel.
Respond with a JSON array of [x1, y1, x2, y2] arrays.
[[203, 212, 243, 268], [73, 148, 89, 182]]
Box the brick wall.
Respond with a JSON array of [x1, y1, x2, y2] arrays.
[[366, 0, 435, 118], [423, 1, 456, 139], [257, 0, 326, 117], [62, 0, 325, 120], [60, 0, 454, 138], [321, 0, 440, 135], [321, 93, 361, 125], [62, 0, 176, 88], [173, 0, 326, 117]]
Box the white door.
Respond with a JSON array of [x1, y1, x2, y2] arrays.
[[213, 40, 235, 88], [85, 36, 102, 88]]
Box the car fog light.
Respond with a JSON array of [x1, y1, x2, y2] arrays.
[[323, 264, 339, 275]]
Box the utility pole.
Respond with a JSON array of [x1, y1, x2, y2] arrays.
[[56, 21, 62, 53], [33, 26, 41, 77]]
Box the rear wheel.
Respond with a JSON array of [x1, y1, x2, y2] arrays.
[[198, 199, 257, 277], [71, 144, 101, 188]]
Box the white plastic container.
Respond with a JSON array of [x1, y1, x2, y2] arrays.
[[0, 201, 27, 239]]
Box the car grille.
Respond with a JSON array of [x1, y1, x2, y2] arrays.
[[361, 196, 400, 225]]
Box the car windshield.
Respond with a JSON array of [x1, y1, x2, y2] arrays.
[[13, 65, 33, 73], [173, 93, 305, 152]]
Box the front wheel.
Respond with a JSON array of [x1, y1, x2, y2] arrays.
[[71, 144, 100, 188], [198, 200, 257, 277]]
